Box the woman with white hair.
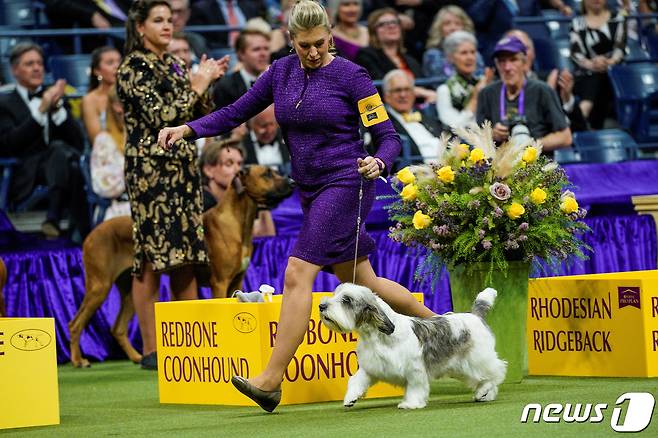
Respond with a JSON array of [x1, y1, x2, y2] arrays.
[[436, 31, 493, 130], [329, 0, 368, 62], [423, 5, 485, 81]]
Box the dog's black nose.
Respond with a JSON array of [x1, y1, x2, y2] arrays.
[[319, 302, 327, 312]]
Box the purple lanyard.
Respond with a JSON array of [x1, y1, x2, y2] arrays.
[[499, 82, 525, 120]]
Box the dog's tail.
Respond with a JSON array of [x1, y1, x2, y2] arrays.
[[471, 287, 497, 318]]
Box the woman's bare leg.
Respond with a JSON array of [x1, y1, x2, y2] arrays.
[[132, 262, 160, 355], [247, 257, 321, 391], [333, 257, 435, 318], [579, 99, 593, 119]]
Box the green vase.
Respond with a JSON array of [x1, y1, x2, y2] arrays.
[[448, 261, 530, 383]]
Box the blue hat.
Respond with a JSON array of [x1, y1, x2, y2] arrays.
[[492, 36, 527, 58]]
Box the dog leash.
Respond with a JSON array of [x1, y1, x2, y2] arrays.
[[352, 177, 363, 284]]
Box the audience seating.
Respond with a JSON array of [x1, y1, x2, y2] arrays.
[[79, 153, 110, 228], [608, 62, 658, 143], [0, 0, 42, 28], [48, 54, 91, 92], [573, 129, 638, 163]]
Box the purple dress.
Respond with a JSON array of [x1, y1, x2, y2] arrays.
[[188, 55, 401, 266]]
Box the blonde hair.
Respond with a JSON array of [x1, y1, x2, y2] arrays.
[[288, 0, 331, 38], [426, 5, 475, 49]]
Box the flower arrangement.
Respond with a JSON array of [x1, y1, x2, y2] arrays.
[[386, 123, 590, 279]]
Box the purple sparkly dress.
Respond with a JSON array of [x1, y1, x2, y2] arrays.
[[187, 55, 401, 266]]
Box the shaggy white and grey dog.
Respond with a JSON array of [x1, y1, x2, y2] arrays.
[[319, 283, 507, 409]]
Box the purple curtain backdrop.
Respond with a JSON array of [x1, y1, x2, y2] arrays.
[[1, 160, 658, 364]]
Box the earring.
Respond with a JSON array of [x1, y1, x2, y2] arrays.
[[139, 32, 144, 38], [97, 75, 103, 82]]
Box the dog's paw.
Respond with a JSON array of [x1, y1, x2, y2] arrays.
[[475, 383, 498, 402], [397, 400, 426, 409], [343, 399, 357, 408]]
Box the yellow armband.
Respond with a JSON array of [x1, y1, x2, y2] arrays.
[[357, 93, 389, 127]]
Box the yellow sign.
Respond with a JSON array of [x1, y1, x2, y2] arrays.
[[528, 270, 658, 377], [155, 293, 423, 405], [0, 318, 60, 430]]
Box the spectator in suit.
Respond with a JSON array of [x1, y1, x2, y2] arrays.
[[213, 29, 271, 110], [190, 0, 267, 49], [382, 69, 443, 166], [169, 32, 195, 70], [356, 7, 436, 102], [200, 138, 276, 236], [0, 43, 88, 238], [242, 105, 290, 174], [171, 0, 210, 59]]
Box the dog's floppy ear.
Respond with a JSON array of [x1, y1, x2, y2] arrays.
[[357, 303, 395, 335], [232, 169, 246, 195]]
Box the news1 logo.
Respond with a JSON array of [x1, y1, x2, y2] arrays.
[[520, 392, 655, 432]]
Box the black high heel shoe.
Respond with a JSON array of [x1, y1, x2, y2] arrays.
[[231, 376, 281, 413]]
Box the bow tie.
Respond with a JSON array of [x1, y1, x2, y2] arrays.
[[257, 141, 276, 148], [28, 88, 44, 100], [402, 111, 422, 123]]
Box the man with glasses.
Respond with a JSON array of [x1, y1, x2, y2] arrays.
[[381, 69, 443, 168], [171, 0, 209, 59], [476, 35, 572, 153]]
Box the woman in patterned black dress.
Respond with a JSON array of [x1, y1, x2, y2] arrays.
[[570, 0, 626, 129], [116, 0, 229, 369]]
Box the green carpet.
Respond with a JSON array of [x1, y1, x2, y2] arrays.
[[3, 361, 657, 437]]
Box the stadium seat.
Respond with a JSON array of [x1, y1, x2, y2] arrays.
[[572, 129, 638, 163], [0, 0, 36, 27], [79, 153, 111, 228], [553, 147, 581, 164], [209, 47, 238, 71], [608, 62, 658, 142], [49, 54, 91, 92]]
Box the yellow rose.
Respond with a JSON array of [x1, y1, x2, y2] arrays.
[[560, 196, 579, 214], [522, 146, 538, 163], [436, 165, 455, 183], [412, 210, 432, 229], [506, 202, 525, 219], [468, 148, 485, 163], [396, 167, 415, 185], [401, 184, 418, 201], [530, 187, 547, 205], [457, 143, 470, 160]]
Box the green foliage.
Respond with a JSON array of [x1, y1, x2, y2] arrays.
[[387, 143, 591, 282]]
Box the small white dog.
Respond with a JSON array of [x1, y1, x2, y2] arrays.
[[319, 283, 507, 409]]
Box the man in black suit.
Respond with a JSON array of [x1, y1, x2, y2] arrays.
[[381, 69, 444, 169], [190, 0, 267, 49], [212, 29, 270, 110], [0, 43, 88, 239], [241, 105, 290, 175]]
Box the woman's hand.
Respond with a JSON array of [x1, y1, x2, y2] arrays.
[[357, 156, 383, 180], [191, 55, 231, 95], [158, 125, 192, 150]]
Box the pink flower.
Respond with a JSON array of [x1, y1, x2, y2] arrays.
[[489, 182, 511, 201]]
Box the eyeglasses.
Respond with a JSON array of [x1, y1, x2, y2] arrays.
[[388, 87, 413, 95], [375, 19, 400, 29]]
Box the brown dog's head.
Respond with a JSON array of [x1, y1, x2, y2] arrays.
[[235, 165, 293, 209]]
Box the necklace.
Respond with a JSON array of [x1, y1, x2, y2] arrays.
[[337, 24, 361, 40]]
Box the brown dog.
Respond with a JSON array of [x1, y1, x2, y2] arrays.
[[69, 165, 292, 367], [0, 257, 6, 317]]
